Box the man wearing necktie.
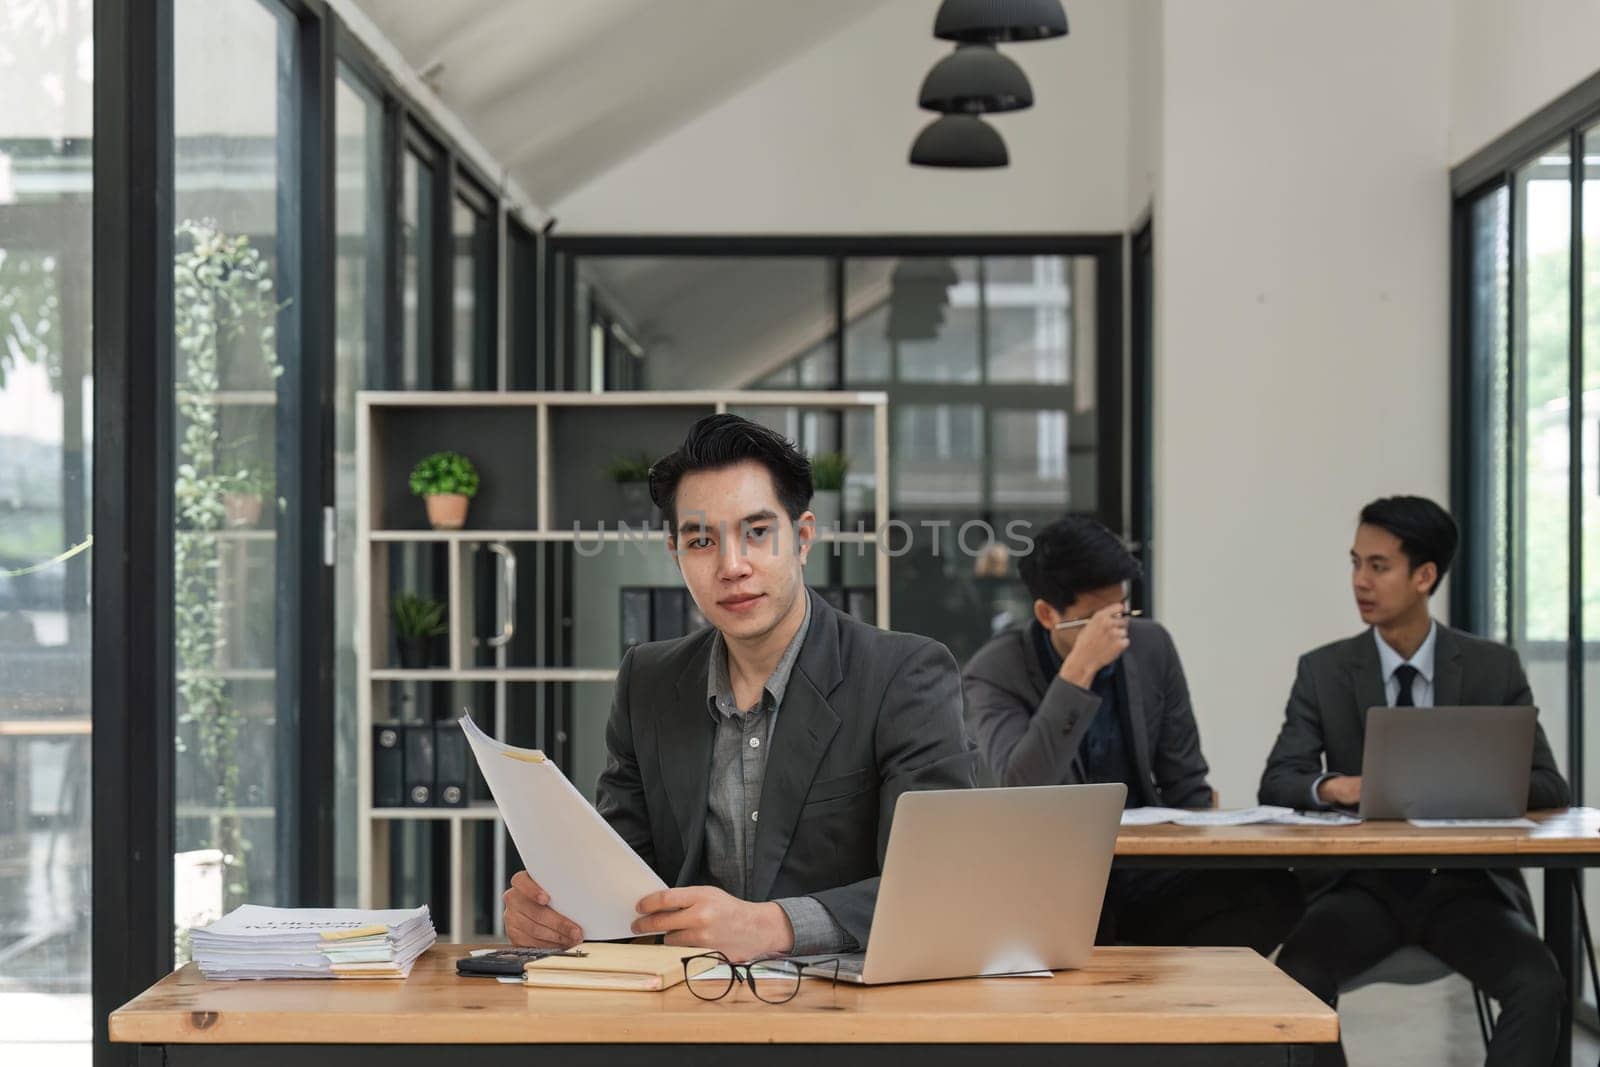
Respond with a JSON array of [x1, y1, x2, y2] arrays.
[[1260, 496, 1569, 1067]]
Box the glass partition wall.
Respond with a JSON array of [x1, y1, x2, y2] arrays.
[[0, 0, 94, 1061], [552, 240, 1124, 667]]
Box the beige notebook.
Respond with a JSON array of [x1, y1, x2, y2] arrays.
[[522, 942, 717, 991]]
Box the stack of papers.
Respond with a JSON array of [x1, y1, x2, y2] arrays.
[[1119, 805, 1362, 827], [190, 905, 436, 980]]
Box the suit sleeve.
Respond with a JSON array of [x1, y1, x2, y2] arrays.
[[593, 648, 656, 867], [810, 639, 977, 947], [1258, 654, 1328, 809], [963, 655, 1102, 787], [1507, 648, 1571, 810], [1150, 628, 1214, 809]]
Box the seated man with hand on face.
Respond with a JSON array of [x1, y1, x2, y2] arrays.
[[1261, 495, 1568, 1067], [503, 414, 975, 961], [963, 516, 1302, 954]]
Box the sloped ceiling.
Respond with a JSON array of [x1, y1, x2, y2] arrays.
[[352, 0, 891, 205]]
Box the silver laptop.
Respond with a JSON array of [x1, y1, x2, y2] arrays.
[[797, 783, 1125, 985], [1359, 706, 1537, 819]]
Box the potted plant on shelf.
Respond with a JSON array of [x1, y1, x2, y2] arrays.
[[409, 450, 480, 530], [809, 452, 849, 532], [393, 592, 447, 669], [221, 463, 272, 528], [605, 453, 655, 525]]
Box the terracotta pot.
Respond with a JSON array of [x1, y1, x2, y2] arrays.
[[425, 493, 469, 530], [223, 492, 264, 528]]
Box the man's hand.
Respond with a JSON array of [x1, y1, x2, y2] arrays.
[[631, 886, 794, 963], [1317, 775, 1362, 808], [503, 871, 584, 949], [1059, 603, 1132, 688]]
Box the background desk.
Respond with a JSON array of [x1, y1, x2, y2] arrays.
[[1115, 808, 1600, 1067], [112, 944, 1336, 1066]]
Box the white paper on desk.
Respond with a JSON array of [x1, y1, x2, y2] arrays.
[[1120, 806, 1361, 828], [459, 715, 665, 940], [1407, 818, 1538, 829]]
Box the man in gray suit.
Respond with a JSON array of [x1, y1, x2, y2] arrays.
[[1262, 496, 1568, 1067], [964, 516, 1301, 954], [503, 414, 975, 960]]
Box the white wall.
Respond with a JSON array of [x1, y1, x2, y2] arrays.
[[1449, 0, 1600, 164], [550, 0, 1133, 233], [1153, 0, 1453, 806]]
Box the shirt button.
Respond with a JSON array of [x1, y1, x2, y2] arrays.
[[751, 811, 759, 822], [749, 737, 760, 749]]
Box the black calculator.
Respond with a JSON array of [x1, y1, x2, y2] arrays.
[[455, 948, 586, 977]]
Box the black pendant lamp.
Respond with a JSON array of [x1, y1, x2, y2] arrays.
[[933, 0, 1068, 43], [908, 114, 1008, 168], [918, 42, 1033, 113]]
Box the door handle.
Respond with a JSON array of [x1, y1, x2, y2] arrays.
[[486, 542, 516, 649]]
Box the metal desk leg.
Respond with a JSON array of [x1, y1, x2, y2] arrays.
[[1545, 868, 1578, 1067]]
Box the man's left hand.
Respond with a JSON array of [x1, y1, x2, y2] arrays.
[[631, 886, 794, 962]]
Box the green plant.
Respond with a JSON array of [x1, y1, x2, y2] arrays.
[[409, 451, 480, 498], [811, 451, 850, 492], [604, 453, 654, 484], [172, 218, 288, 914], [222, 462, 272, 496], [392, 593, 448, 639]]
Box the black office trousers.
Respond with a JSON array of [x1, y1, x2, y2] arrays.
[[1097, 868, 1304, 956], [1275, 871, 1564, 1067]]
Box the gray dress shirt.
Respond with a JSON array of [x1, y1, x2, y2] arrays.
[[703, 595, 856, 955]]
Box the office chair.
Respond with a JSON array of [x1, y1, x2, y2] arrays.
[[1341, 947, 1496, 1048]]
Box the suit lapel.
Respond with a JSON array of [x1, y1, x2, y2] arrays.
[[1345, 631, 1388, 730], [662, 639, 716, 885], [749, 589, 843, 901], [1432, 625, 1463, 707]]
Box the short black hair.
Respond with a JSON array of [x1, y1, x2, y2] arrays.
[[647, 413, 813, 532], [1019, 515, 1141, 610], [1358, 495, 1458, 594]]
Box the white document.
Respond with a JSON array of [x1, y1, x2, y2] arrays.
[[1120, 806, 1361, 828], [1407, 818, 1538, 829], [459, 714, 666, 940]]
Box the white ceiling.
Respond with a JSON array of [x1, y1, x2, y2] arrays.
[[351, 0, 892, 207]]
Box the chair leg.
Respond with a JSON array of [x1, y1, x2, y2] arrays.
[[1472, 985, 1496, 1048]]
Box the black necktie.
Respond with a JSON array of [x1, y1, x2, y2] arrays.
[[1394, 664, 1419, 707]]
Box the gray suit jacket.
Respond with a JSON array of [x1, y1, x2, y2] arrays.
[[962, 619, 1214, 808], [595, 586, 976, 948], [1258, 624, 1570, 910]]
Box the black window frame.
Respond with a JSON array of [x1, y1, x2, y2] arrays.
[[1450, 67, 1600, 1035]]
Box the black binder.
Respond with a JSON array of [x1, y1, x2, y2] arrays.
[[620, 587, 652, 656], [403, 723, 435, 806], [372, 723, 404, 808], [434, 720, 469, 807], [652, 588, 687, 641]]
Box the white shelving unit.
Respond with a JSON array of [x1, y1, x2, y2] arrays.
[[356, 390, 890, 941]]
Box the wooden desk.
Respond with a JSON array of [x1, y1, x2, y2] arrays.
[[1114, 808, 1600, 1067], [112, 944, 1336, 1066]]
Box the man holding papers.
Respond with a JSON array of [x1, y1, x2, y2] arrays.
[[962, 516, 1301, 954], [1261, 496, 1568, 1067], [503, 414, 975, 960]]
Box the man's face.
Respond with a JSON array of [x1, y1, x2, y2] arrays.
[[669, 460, 813, 643], [1350, 523, 1434, 627], [1036, 582, 1129, 658]]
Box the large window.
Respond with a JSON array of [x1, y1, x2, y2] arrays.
[[171, 0, 298, 952], [554, 240, 1124, 667], [1454, 104, 1600, 1015], [0, 0, 93, 1060]]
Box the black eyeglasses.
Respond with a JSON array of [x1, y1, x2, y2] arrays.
[[681, 951, 842, 1004]]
